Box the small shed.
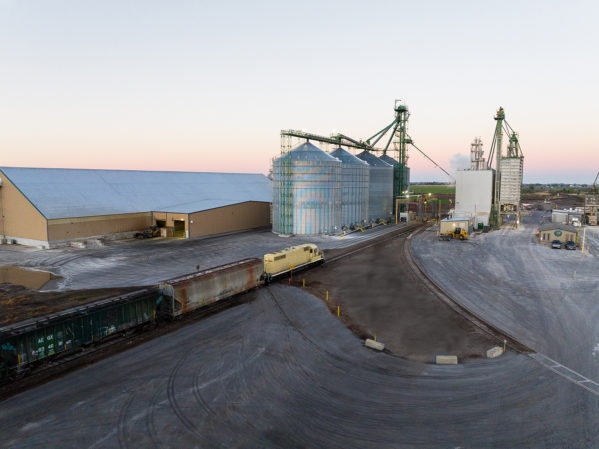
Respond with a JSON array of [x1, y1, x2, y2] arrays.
[[538, 223, 579, 245], [440, 217, 472, 235]]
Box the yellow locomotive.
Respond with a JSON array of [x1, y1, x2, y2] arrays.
[[263, 243, 324, 281]]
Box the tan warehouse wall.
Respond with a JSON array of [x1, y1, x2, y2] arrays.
[[188, 201, 270, 238], [0, 171, 48, 241], [47, 212, 152, 241], [152, 212, 188, 229]]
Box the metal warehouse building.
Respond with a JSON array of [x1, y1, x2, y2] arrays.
[[0, 167, 272, 248]]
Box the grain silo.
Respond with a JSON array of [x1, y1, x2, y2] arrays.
[[329, 147, 369, 228], [356, 151, 393, 221], [379, 154, 410, 198], [272, 142, 342, 235]]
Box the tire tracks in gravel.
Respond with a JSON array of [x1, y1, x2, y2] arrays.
[[117, 391, 135, 449]]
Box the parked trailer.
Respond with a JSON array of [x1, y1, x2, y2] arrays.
[[0, 288, 159, 381], [264, 244, 324, 281], [158, 258, 264, 317]]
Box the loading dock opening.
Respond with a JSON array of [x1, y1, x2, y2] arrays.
[[173, 220, 186, 238]]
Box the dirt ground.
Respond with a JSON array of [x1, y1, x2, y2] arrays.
[[522, 192, 585, 208], [298, 236, 497, 363], [0, 285, 141, 325]]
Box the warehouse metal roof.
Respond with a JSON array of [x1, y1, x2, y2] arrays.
[[0, 167, 272, 219]]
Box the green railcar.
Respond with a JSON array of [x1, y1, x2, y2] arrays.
[[0, 288, 159, 381]]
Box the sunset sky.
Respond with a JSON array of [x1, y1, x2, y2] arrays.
[[1, 0, 597, 183]]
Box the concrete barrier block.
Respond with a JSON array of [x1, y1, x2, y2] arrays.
[[486, 346, 504, 358], [86, 238, 104, 248], [365, 339, 385, 351], [436, 355, 458, 365]]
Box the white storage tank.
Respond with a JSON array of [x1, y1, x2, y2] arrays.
[[455, 169, 494, 227]]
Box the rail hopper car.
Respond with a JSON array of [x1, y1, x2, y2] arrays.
[[157, 258, 264, 317], [0, 244, 324, 382], [0, 288, 159, 381]]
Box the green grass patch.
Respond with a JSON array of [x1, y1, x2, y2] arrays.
[[410, 184, 455, 195]]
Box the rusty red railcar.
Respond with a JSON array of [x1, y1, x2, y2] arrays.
[[158, 258, 264, 317]]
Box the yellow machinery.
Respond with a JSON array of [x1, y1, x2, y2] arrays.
[[447, 227, 468, 240], [264, 244, 324, 281], [134, 225, 160, 239]]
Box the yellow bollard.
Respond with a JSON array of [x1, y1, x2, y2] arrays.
[[17, 354, 21, 366], [326, 290, 329, 301], [337, 306, 340, 317], [503, 339, 507, 352], [374, 334, 377, 341], [302, 279, 305, 289]]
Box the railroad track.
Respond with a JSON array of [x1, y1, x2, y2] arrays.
[[324, 221, 532, 354], [405, 225, 599, 399], [0, 293, 254, 400], [0, 224, 419, 398], [6, 220, 526, 397], [325, 222, 423, 264], [403, 225, 532, 354]]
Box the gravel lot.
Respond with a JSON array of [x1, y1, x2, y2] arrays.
[[412, 211, 599, 383], [1, 284, 597, 448]]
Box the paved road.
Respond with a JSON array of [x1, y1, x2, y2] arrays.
[[412, 211, 599, 385], [0, 224, 404, 291], [1, 284, 598, 448]]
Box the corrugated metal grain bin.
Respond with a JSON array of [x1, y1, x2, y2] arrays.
[[329, 147, 369, 228], [272, 142, 342, 235], [379, 154, 410, 198], [159, 258, 264, 316], [356, 151, 393, 222]]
